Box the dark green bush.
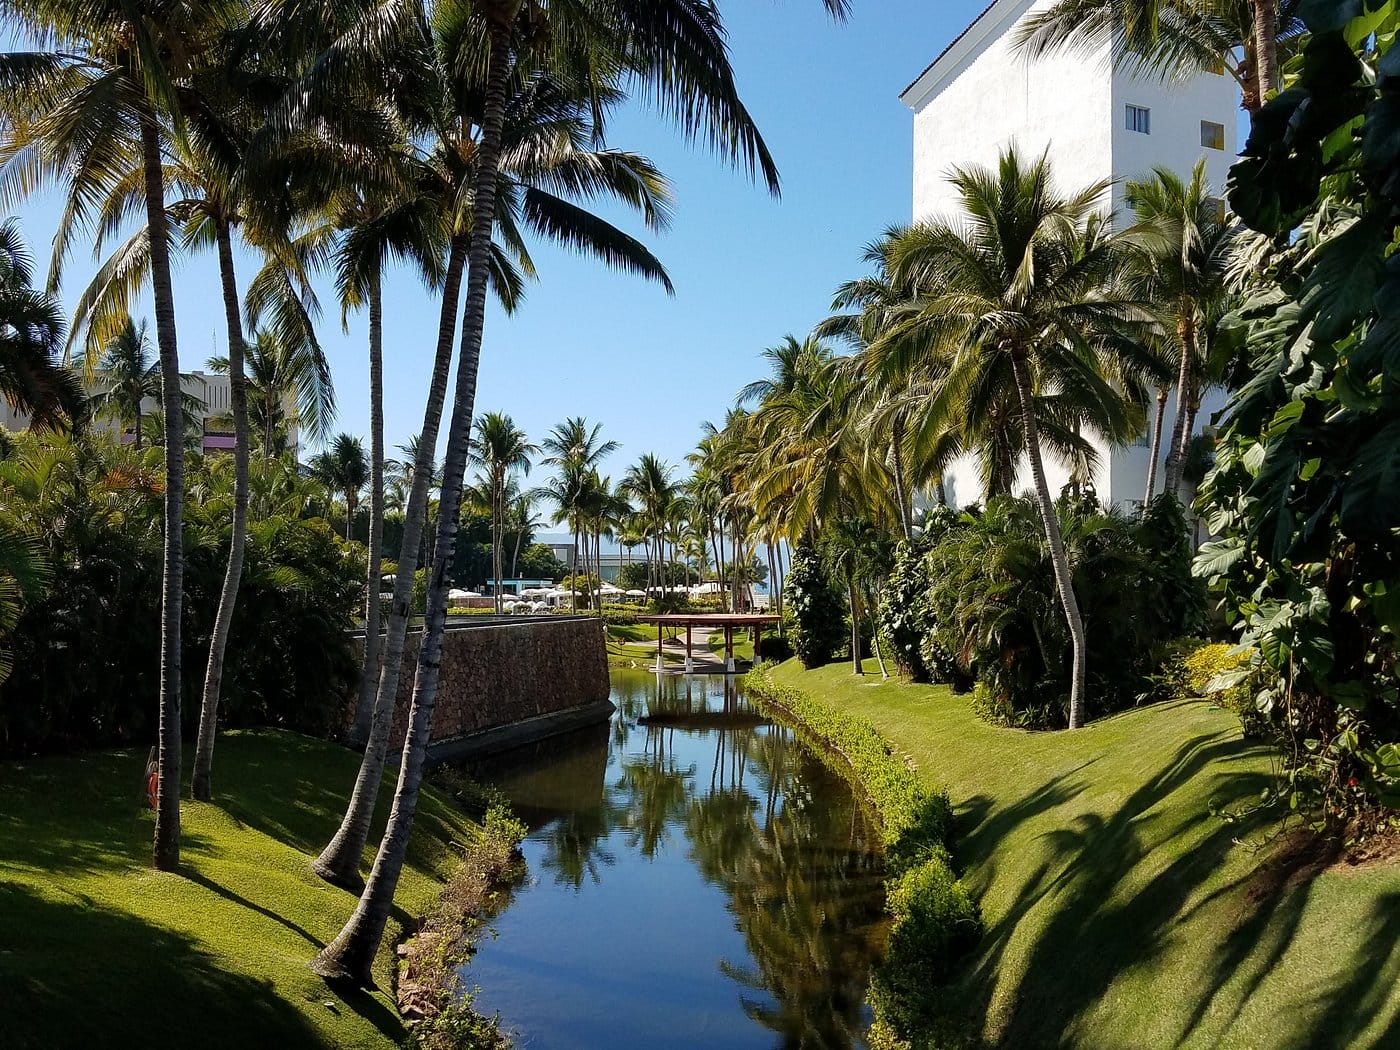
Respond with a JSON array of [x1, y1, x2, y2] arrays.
[[921, 496, 1206, 729], [786, 541, 845, 668], [758, 628, 793, 663], [879, 540, 934, 681], [0, 435, 361, 754]]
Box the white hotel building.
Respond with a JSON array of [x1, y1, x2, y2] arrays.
[[900, 0, 1238, 511]]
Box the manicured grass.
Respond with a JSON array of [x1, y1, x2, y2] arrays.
[[0, 730, 483, 1050], [707, 629, 755, 663], [769, 660, 1400, 1050]]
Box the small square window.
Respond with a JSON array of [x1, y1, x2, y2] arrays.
[[1126, 105, 1151, 134], [1201, 120, 1226, 150]]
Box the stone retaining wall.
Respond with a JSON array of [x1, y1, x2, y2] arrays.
[[347, 616, 612, 755]]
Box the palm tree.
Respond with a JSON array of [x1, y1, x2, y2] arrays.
[[622, 454, 678, 599], [209, 329, 335, 458], [872, 148, 1150, 728], [0, 219, 82, 431], [311, 434, 370, 540], [306, 50, 676, 898], [311, 0, 792, 987], [541, 417, 620, 609], [0, 0, 249, 868], [88, 319, 206, 449], [469, 413, 537, 612], [1123, 161, 1234, 503], [1014, 0, 1302, 112]]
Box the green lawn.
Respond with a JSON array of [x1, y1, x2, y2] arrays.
[[0, 730, 483, 1050], [707, 629, 755, 664], [769, 660, 1400, 1050]]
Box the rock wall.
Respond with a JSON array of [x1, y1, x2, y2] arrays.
[[347, 616, 612, 754]]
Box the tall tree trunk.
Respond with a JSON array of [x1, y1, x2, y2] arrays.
[[348, 272, 386, 747], [143, 111, 183, 871], [846, 568, 863, 676], [1011, 349, 1087, 729], [134, 402, 143, 450], [1141, 386, 1168, 518], [891, 416, 912, 540], [1163, 309, 1197, 500], [192, 219, 250, 802], [1253, 0, 1279, 99], [310, 234, 469, 891], [312, 16, 516, 985], [776, 540, 786, 628], [870, 587, 889, 679]]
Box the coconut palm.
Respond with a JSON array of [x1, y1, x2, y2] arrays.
[[310, 434, 370, 540], [208, 328, 335, 458], [1014, 0, 1303, 112], [871, 148, 1151, 728], [88, 318, 206, 449], [0, 0, 254, 867], [1122, 161, 1235, 503], [469, 413, 537, 612], [622, 454, 679, 597], [0, 219, 82, 430]]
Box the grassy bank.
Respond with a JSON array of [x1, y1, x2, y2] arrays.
[[0, 730, 485, 1050], [767, 660, 1400, 1050]]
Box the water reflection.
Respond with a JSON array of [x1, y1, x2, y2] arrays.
[[463, 671, 888, 1049]]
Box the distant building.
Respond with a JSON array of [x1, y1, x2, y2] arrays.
[[901, 0, 1236, 510], [1, 368, 297, 455]]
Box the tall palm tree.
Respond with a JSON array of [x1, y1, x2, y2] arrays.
[[86, 320, 159, 448], [0, 0, 248, 868], [209, 329, 335, 458], [622, 454, 678, 598], [469, 412, 537, 612], [1015, 0, 1302, 113], [872, 149, 1150, 728], [311, 434, 370, 540], [312, 0, 809, 987], [305, 55, 674, 905], [1123, 161, 1234, 502], [0, 219, 82, 431]]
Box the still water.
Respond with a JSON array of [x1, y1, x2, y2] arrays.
[[462, 669, 888, 1050]]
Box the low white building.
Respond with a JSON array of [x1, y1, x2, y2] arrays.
[[901, 0, 1237, 511]]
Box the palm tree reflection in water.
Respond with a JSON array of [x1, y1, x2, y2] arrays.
[[464, 670, 888, 1049]]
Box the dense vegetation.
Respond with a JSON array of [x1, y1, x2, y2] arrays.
[[0, 434, 361, 755]]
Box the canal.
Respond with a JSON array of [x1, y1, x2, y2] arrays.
[[461, 669, 889, 1049]]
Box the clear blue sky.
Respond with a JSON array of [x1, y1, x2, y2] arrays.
[[8, 2, 993, 479]]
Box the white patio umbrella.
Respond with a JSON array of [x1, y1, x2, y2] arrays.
[[625, 589, 646, 597]]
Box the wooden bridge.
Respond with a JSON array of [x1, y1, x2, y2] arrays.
[[635, 613, 781, 674]]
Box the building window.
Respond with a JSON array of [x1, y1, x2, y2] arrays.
[[1201, 120, 1226, 150], [1125, 105, 1151, 134]]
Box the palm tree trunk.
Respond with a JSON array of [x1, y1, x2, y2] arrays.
[[312, 16, 517, 984], [143, 110, 183, 871], [870, 587, 889, 679], [134, 401, 143, 450], [891, 416, 912, 540], [846, 568, 863, 675], [1253, 0, 1279, 99], [310, 234, 469, 891], [1011, 349, 1087, 729], [1163, 310, 1196, 500], [192, 219, 250, 802], [1141, 386, 1168, 517], [348, 271, 386, 747]]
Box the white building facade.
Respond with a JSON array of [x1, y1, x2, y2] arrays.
[[901, 0, 1237, 510]]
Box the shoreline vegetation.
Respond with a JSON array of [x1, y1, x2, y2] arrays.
[[755, 658, 1400, 1049], [0, 729, 503, 1050]]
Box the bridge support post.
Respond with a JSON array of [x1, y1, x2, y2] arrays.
[[685, 627, 694, 674], [656, 622, 665, 674], [725, 625, 735, 673]]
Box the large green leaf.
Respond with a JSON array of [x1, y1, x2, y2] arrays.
[[1340, 417, 1400, 537]]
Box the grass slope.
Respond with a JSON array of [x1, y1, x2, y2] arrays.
[[0, 729, 482, 1050], [769, 660, 1400, 1050]]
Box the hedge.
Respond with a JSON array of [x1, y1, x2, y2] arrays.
[[743, 664, 981, 1048]]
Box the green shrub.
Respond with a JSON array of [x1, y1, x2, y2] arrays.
[[759, 628, 793, 663], [787, 541, 845, 668], [869, 852, 982, 1040], [921, 496, 1205, 728], [879, 540, 935, 681]]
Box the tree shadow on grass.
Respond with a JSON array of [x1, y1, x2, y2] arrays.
[[182, 868, 326, 949], [957, 734, 1274, 1047], [0, 881, 328, 1050]]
